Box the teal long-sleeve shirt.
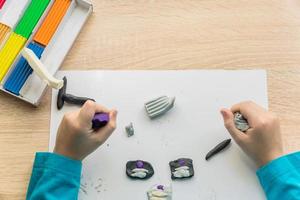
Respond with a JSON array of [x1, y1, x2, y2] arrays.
[[26, 152, 300, 200]]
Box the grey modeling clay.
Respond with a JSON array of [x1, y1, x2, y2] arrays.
[[125, 122, 134, 137], [126, 160, 154, 180], [169, 158, 194, 180], [234, 112, 250, 132], [145, 96, 175, 119], [147, 184, 172, 200]]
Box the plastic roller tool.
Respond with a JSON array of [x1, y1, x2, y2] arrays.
[[57, 76, 95, 110], [145, 96, 175, 119], [92, 113, 109, 130]]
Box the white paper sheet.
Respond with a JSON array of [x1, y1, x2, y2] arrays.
[[50, 70, 267, 200]]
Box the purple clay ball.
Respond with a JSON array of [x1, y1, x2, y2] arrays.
[[157, 185, 164, 190], [136, 160, 144, 168], [178, 159, 185, 166]]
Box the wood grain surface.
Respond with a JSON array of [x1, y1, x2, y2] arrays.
[[0, 0, 300, 199]]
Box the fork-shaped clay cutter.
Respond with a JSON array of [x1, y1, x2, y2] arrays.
[[145, 96, 176, 119]]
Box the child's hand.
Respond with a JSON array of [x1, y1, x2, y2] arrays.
[[220, 101, 283, 167], [54, 100, 117, 160]]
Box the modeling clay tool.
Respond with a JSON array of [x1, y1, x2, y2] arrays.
[[57, 76, 95, 110], [205, 139, 231, 161], [145, 96, 176, 119], [20, 48, 64, 89]]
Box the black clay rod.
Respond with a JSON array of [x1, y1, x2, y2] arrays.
[[205, 139, 231, 161]]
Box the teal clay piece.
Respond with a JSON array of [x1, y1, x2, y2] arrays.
[[144, 96, 175, 119]]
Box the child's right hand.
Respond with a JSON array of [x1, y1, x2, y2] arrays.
[[54, 100, 117, 161], [220, 101, 283, 167]]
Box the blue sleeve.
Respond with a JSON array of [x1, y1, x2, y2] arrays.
[[256, 151, 300, 200], [26, 152, 82, 200]]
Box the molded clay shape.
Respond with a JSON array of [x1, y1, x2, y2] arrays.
[[234, 112, 250, 132], [145, 96, 175, 119], [169, 158, 194, 180], [205, 139, 231, 161], [125, 122, 134, 137], [147, 184, 172, 200], [126, 160, 154, 180]]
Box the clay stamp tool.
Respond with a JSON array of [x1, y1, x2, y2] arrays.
[[57, 76, 95, 110], [205, 139, 231, 161], [145, 96, 175, 119], [92, 113, 109, 130], [234, 112, 250, 132]]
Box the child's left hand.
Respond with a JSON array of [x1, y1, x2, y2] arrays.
[[54, 100, 117, 160]]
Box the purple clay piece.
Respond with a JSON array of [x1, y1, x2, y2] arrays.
[[92, 113, 109, 130], [157, 185, 164, 190], [136, 160, 144, 168], [178, 159, 185, 166]]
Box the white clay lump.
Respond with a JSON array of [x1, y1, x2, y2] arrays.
[[147, 184, 172, 200]]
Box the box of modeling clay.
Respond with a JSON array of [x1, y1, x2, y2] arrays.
[[0, 0, 93, 105]]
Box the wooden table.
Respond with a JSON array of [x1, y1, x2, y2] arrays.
[[1, 0, 300, 199]]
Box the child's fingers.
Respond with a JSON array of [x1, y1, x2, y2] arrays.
[[231, 101, 268, 127], [94, 103, 110, 114], [93, 110, 118, 144], [220, 108, 247, 144], [79, 100, 97, 124]]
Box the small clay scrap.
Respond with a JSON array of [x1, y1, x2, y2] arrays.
[[125, 122, 134, 137], [147, 184, 172, 200], [234, 112, 250, 132], [126, 160, 154, 180], [169, 158, 194, 180], [205, 139, 231, 161], [145, 96, 175, 119]]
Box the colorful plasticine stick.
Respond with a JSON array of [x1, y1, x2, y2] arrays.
[[34, 0, 71, 46], [4, 42, 45, 95], [0, 33, 26, 80]]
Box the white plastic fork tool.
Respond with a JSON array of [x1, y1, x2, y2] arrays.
[[21, 47, 64, 89]]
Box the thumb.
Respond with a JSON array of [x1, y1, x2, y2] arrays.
[[220, 108, 246, 144]]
